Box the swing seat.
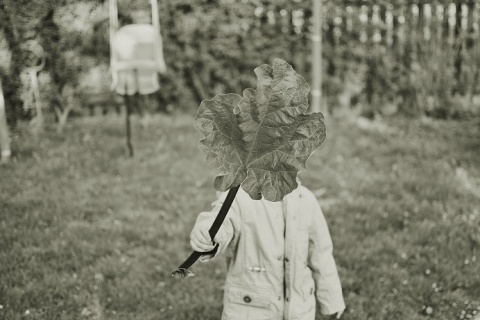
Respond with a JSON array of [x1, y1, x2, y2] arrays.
[[112, 24, 167, 96]]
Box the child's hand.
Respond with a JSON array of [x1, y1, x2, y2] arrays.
[[190, 225, 216, 252]]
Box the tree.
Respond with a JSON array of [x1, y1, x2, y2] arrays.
[[0, 77, 11, 163]]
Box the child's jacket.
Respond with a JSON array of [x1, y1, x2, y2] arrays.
[[194, 185, 346, 320]]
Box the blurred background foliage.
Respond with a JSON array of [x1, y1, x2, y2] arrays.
[[1, 0, 480, 128]]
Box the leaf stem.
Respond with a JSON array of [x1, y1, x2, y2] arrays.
[[171, 185, 240, 280]]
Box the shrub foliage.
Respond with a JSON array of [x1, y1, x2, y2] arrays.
[[1, 0, 479, 125]]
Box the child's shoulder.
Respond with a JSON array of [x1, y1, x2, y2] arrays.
[[293, 184, 317, 201]]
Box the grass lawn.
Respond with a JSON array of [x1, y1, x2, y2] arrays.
[[0, 112, 479, 320]]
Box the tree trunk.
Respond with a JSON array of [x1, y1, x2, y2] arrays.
[[0, 8, 23, 127], [466, 0, 478, 106], [416, 3, 425, 60], [443, 3, 451, 44], [454, 3, 464, 94], [0, 78, 11, 163], [29, 69, 44, 134], [365, 4, 375, 109], [53, 103, 73, 134], [379, 3, 387, 45], [392, 5, 400, 52], [326, 5, 336, 77], [404, 3, 414, 69]]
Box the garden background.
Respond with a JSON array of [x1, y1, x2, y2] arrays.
[[1, 0, 480, 319]]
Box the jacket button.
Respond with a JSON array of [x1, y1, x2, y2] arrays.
[[285, 257, 289, 262], [277, 256, 282, 261], [243, 296, 251, 303], [286, 297, 289, 302]]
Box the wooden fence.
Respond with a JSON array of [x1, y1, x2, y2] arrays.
[[256, 2, 480, 50], [252, 1, 480, 115]]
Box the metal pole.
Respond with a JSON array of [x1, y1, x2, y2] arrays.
[[125, 95, 133, 157], [311, 0, 323, 114], [123, 72, 134, 157]]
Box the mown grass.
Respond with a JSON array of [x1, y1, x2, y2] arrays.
[[0, 112, 479, 320]]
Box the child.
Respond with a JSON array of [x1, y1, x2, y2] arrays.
[[190, 181, 346, 320]]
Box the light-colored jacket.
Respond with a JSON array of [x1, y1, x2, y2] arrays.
[[193, 185, 346, 320]]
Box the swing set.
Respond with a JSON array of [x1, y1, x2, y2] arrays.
[[109, 0, 167, 157]]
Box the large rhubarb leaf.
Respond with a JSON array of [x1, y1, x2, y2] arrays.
[[195, 59, 326, 201]]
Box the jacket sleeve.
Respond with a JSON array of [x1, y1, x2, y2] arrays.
[[306, 195, 346, 315], [192, 191, 241, 262]]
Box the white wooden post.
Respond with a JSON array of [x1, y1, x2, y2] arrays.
[[312, 0, 324, 114]]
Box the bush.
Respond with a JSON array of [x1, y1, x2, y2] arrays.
[[1, 0, 480, 124]]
